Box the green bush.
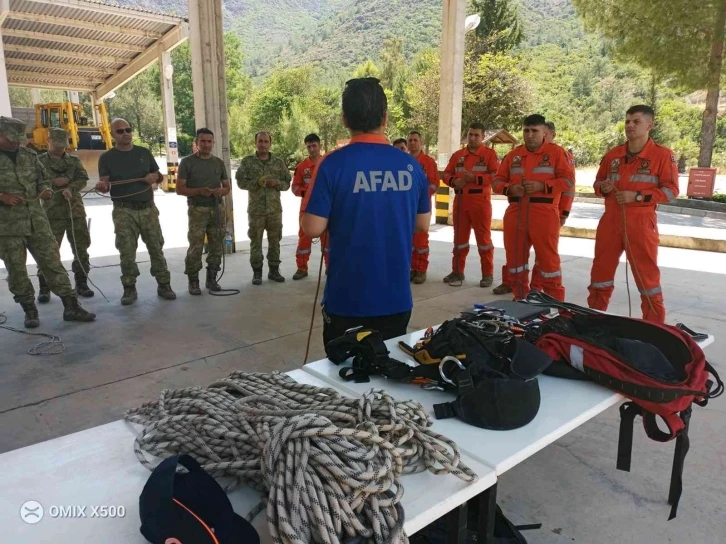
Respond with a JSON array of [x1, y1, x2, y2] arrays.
[[711, 193, 726, 203]]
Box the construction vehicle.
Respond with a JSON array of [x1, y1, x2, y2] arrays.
[[11, 101, 112, 183]]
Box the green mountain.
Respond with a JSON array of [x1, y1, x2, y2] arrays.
[[115, 0, 579, 78]]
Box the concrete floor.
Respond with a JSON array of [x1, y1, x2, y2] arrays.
[[1, 211, 725, 542]]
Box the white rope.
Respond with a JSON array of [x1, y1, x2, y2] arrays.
[[125, 371, 478, 544]]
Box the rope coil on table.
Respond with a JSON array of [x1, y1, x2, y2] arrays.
[[124, 371, 478, 544]]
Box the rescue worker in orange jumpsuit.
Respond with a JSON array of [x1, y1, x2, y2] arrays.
[[442, 122, 500, 287], [292, 133, 328, 280], [588, 105, 678, 323], [492, 114, 575, 301], [393, 138, 408, 151], [407, 130, 440, 284], [494, 120, 576, 295]]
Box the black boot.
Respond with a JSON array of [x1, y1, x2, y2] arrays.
[[61, 296, 96, 322], [75, 275, 94, 298], [21, 301, 40, 328], [157, 283, 177, 300], [188, 275, 202, 296], [37, 274, 50, 304], [206, 268, 221, 292], [252, 267, 263, 286], [121, 285, 137, 306], [268, 266, 285, 283]]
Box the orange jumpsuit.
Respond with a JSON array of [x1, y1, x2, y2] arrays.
[[531, 148, 575, 291], [588, 139, 678, 323], [492, 142, 575, 301], [292, 157, 328, 271], [442, 145, 500, 277], [411, 152, 440, 273]]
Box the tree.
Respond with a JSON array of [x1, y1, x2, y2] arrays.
[[469, 0, 524, 55], [463, 53, 531, 132], [406, 49, 440, 153], [310, 87, 347, 152], [107, 69, 163, 148], [572, 0, 726, 166], [379, 37, 406, 90], [352, 59, 381, 79]]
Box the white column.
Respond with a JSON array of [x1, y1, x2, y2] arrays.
[[159, 50, 179, 192], [188, 0, 235, 248], [436, 0, 467, 224], [31, 88, 42, 105], [68, 91, 80, 104], [90, 92, 99, 126], [0, 33, 12, 116]]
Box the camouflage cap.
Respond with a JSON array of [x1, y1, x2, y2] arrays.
[[0, 116, 26, 144], [49, 127, 69, 146]]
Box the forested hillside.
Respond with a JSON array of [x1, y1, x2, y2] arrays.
[[47, 0, 712, 169]]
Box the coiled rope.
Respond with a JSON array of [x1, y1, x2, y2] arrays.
[[125, 371, 478, 544]]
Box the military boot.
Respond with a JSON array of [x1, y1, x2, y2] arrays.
[[21, 301, 40, 329], [480, 275, 494, 288], [443, 271, 465, 284], [37, 274, 51, 304], [75, 275, 94, 298], [206, 268, 221, 292], [188, 275, 202, 296], [157, 283, 177, 300], [268, 266, 285, 283], [61, 296, 96, 322], [121, 285, 138, 306], [412, 272, 427, 284], [292, 269, 308, 281], [492, 283, 512, 295], [252, 267, 263, 286]]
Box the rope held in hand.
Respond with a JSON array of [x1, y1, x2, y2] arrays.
[[125, 371, 478, 544]]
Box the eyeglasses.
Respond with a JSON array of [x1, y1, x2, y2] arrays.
[[115, 128, 133, 134]]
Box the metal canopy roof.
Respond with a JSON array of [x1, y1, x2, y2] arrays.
[[1, 0, 188, 99]]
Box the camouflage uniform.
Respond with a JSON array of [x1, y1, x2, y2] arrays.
[[0, 122, 77, 305], [38, 144, 91, 287], [236, 153, 291, 269]]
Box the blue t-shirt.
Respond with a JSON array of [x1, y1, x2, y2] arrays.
[[304, 135, 431, 317]]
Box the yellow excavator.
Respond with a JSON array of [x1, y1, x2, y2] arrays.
[[12, 101, 112, 183]]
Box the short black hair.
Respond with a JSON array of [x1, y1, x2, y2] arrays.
[[255, 131, 272, 143], [469, 122, 485, 132], [196, 127, 214, 137], [544, 121, 556, 132], [408, 130, 422, 138], [304, 133, 320, 144], [342, 78, 387, 133], [626, 105, 655, 119], [523, 114, 546, 127], [392, 138, 407, 146]]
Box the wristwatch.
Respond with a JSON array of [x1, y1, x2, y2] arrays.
[[635, 192, 643, 202]]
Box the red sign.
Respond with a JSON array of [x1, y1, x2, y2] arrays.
[[687, 167, 717, 199]]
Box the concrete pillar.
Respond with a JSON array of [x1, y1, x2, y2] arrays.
[[31, 89, 42, 105], [0, 34, 12, 116], [90, 93, 99, 126], [68, 91, 80, 104], [436, 0, 467, 224], [159, 50, 179, 192], [188, 0, 234, 249]]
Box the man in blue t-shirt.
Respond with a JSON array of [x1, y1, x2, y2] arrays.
[[301, 77, 431, 345]]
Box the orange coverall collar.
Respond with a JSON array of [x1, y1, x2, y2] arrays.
[[349, 134, 390, 145], [619, 137, 656, 160]]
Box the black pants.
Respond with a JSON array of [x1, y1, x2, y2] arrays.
[[322, 307, 412, 346]]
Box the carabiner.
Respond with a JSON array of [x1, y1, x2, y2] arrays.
[[439, 356, 465, 386]]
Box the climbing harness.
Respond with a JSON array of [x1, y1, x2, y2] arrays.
[[125, 371, 478, 544]]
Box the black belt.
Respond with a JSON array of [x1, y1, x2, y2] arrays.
[[114, 200, 153, 210], [454, 188, 484, 195], [188, 200, 217, 208], [508, 197, 554, 204]]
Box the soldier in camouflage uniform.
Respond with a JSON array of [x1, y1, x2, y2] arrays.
[[0, 117, 95, 328], [236, 131, 291, 285], [176, 128, 230, 295], [96, 118, 175, 305], [37, 128, 94, 302]]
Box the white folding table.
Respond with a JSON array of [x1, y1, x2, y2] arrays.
[[303, 328, 715, 539], [0, 369, 496, 543]]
